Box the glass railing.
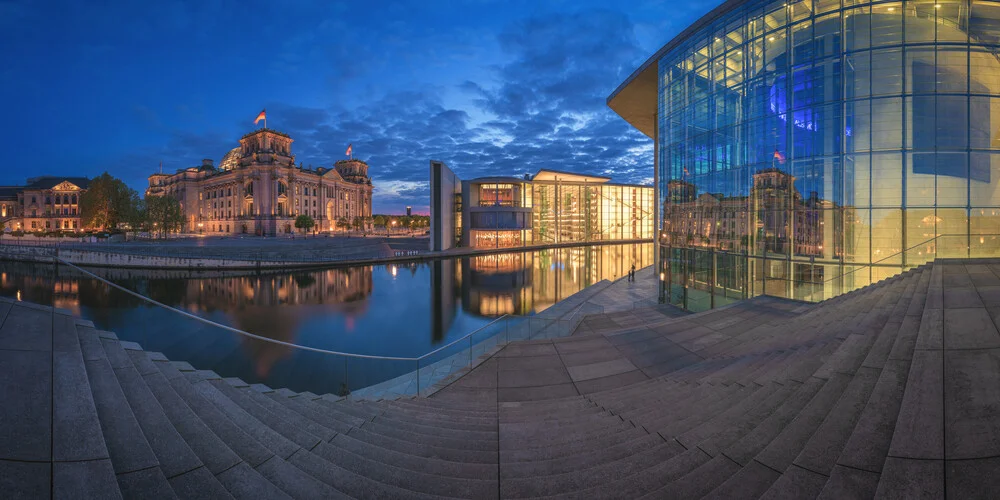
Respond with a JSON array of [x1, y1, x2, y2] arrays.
[[666, 233, 1000, 309], [769, 233, 1000, 303], [47, 257, 585, 401]]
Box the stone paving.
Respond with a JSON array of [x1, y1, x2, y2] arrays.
[[4, 259, 1000, 498]]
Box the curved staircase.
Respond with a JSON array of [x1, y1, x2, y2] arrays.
[[2, 259, 998, 498]]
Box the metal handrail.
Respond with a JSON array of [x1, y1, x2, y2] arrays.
[[56, 256, 508, 362], [416, 315, 510, 361]]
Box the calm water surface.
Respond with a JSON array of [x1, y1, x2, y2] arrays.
[[0, 243, 652, 394]]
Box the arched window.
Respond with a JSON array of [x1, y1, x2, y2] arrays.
[[246, 182, 254, 196], [278, 182, 287, 196]]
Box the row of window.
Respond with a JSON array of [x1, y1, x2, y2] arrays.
[[27, 208, 78, 216], [199, 184, 358, 201], [29, 220, 77, 230], [204, 208, 323, 220], [25, 194, 77, 205]]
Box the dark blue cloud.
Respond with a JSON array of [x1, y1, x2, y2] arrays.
[[1, 0, 718, 213]]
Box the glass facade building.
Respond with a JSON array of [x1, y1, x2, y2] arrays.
[[610, 0, 1000, 311], [430, 165, 654, 251]]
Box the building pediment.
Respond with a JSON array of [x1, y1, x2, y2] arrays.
[[53, 181, 82, 191]]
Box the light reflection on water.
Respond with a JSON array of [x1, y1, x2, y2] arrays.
[[0, 243, 652, 394]]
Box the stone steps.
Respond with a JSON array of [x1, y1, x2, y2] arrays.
[[78, 326, 177, 498], [563, 269, 924, 499], [11, 258, 997, 498]]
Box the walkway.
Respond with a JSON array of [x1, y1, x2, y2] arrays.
[[3, 259, 1000, 497]]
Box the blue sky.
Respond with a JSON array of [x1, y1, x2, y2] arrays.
[[1, 0, 717, 213]]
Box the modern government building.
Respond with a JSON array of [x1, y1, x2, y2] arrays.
[[429, 161, 654, 251], [610, 0, 1000, 311]]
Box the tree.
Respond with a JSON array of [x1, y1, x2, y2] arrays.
[[144, 195, 185, 239], [352, 216, 364, 232], [0, 219, 4, 241], [80, 172, 141, 231], [373, 214, 386, 228], [337, 216, 350, 232], [294, 214, 315, 234]]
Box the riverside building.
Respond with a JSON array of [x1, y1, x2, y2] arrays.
[[610, 0, 1000, 311], [147, 129, 373, 236], [0, 176, 90, 233], [429, 161, 654, 251]]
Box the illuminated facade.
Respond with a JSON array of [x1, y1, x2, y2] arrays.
[[455, 243, 655, 316], [0, 177, 90, 233], [147, 129, 373, 236], [429, 164, 654, 250], [610, 0, 1000, 311]]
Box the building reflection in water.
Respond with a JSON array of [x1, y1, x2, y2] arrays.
[[0, 243, 650, 393], [0, 262, 374, 379], [453, 243, 654, 317]]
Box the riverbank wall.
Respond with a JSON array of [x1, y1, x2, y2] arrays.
[[0, 238, 653, 270]]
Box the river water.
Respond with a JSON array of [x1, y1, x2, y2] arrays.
[[0, 242, 652, 394]]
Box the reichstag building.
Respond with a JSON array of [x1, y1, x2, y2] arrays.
[[610, 0, 1000, 311]]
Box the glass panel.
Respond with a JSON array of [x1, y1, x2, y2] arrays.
[[970, 1, 1000, 45], [936, 95, 969, 149], [971, 152, 1000, 206], [936, 152, 970, 207], [816, 0, 841, 14], [905, 46, 936, 94], [872, 152, 904, 207], [871, 49, 903, 96], [907, 152, 937, 207], [791, 20, 815, 64], [869, 2, 903, 47], [845, 6, 872, 52], [846, 98, 872, 152], [905, 0, 939, 44], [970, 48, 1000, 95], [871, 97, 903, 150], [871, 208, 904, 264], [937, 0, 969, 42], [936, 47, 969, 94], [815, 13, 843, 60], [937, 208, 970, 257], [906, 208, 938, 249], [906, 95, 936, 150]]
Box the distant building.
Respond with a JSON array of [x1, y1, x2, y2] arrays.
[[0, 176, 90, 232], [406, 206, 412, 217], [429, 161, 654, 251], [147, 129, 373, 236]]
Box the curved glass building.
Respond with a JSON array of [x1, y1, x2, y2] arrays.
[[610, 0, 1000, 311]]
